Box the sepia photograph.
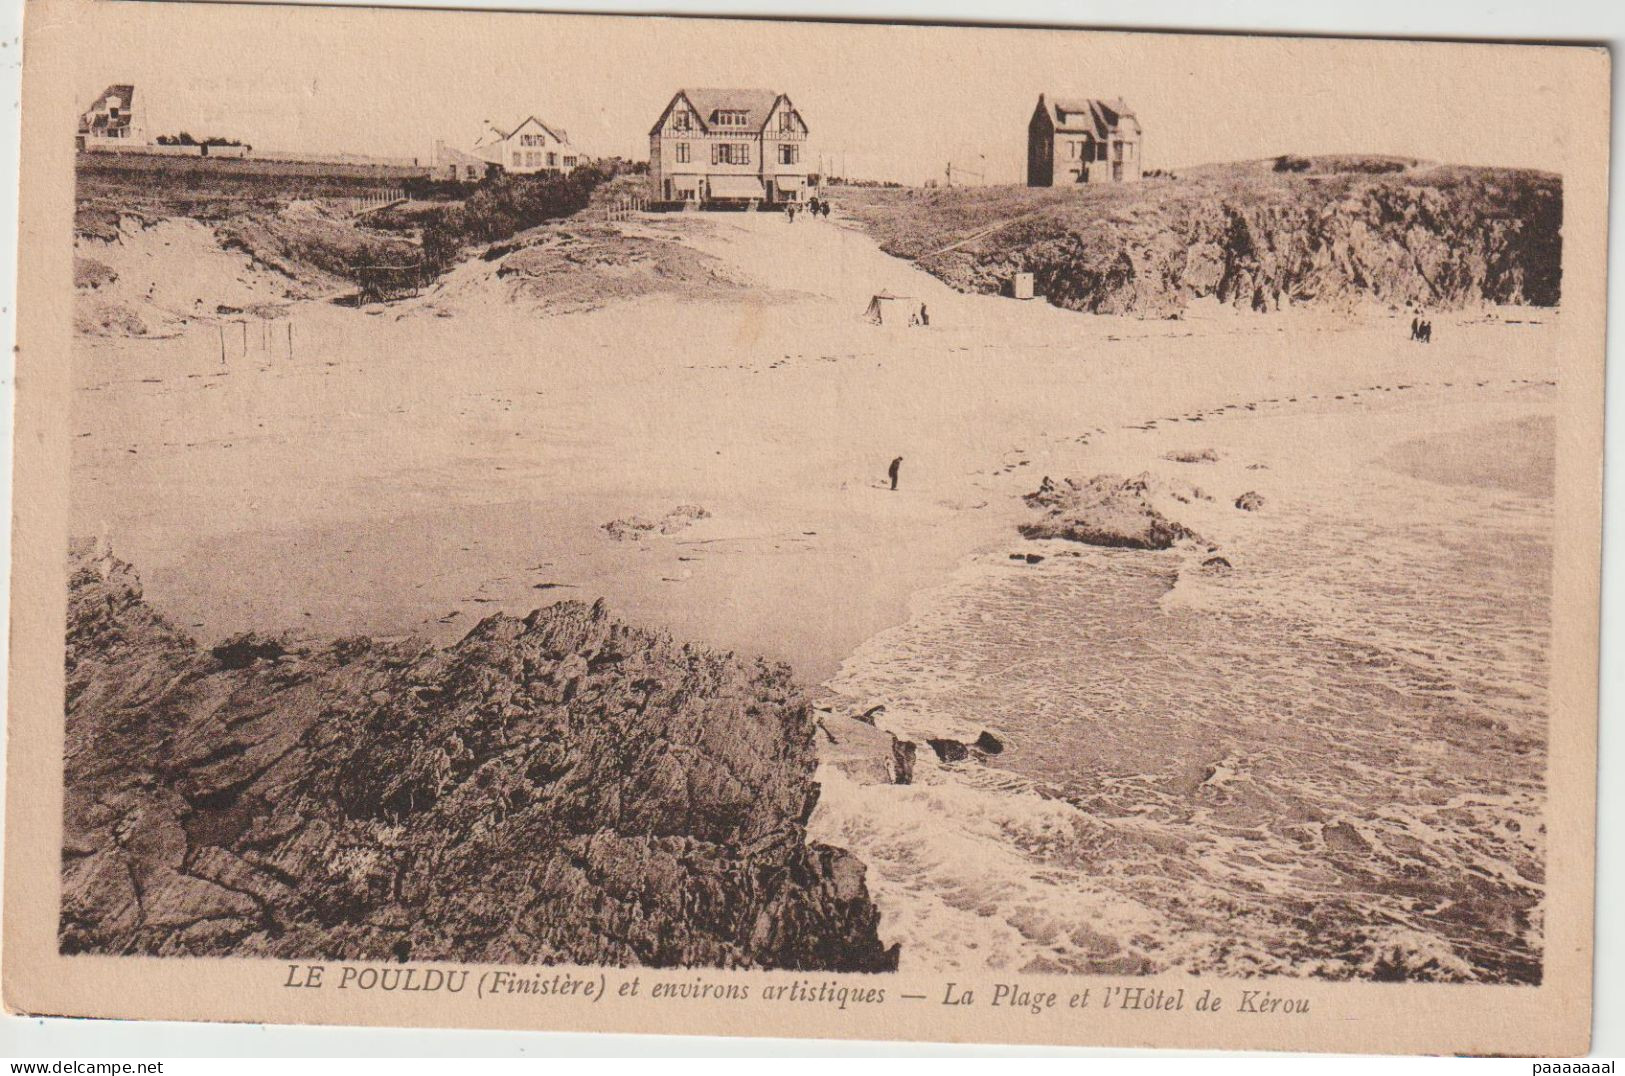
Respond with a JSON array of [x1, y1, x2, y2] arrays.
[[2, 0, 1611, 1056]]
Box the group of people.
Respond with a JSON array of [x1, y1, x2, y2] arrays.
[[786, 197, 832, 222], [1410, 315, 1435, 344]]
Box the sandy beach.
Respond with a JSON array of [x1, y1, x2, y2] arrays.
[[70, 212, 1557, 680]]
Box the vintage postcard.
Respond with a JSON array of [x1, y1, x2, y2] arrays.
[[3, 0, 1609, 1054]]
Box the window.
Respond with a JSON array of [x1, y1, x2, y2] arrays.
[[779, 111, 794, 132], [1096, 142, 1109, 162], [465, 165, 477, 181], [711, 142, 749, 165], [564, 155, 577, 167], [673, 110, 691, 131], [712, 110, 748, 127], [547, 152, 557, 166], [675, 142, 690, 163], [521, 134, 545, 147], [779, 143, 799, 165]]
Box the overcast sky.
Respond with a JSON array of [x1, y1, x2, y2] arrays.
[[69, 3, 1590, 184]]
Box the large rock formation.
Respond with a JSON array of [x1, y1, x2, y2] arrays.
[[1020, 474, 1199, 549], [848, 161, 1561, 317], [60, 543, 897, 971]]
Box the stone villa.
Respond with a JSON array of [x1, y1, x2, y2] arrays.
[[1027, 95, 1142, 186]]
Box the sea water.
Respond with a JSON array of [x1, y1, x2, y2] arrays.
[[813, 405, 1551, 983]]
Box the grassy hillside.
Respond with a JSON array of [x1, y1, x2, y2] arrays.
[[836, 158, 1561, 317]]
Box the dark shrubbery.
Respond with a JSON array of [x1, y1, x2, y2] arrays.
[[418, 164, 616, 274], [1274, 155, 1313, 173], [401, 176, 483, 202]]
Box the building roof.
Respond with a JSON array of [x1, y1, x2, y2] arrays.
[[478, 115, 570, 147], [1044, 96, 1137, 137], [79, 84, 135, 135], [651, 89, 802, 135]]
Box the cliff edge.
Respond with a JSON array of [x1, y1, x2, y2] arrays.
[[60, 542, 898, 971]]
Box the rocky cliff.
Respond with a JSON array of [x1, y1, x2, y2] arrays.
[[843, 160, 1561, 317], [60, 543, 897, 971]]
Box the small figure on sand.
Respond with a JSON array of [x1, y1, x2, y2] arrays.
[[920, 303, 930, 327], [809, 196, 822, 216], [1410, 316, 1433, 344], [888, 456, 903, 491], [819, 199, 832, 219]]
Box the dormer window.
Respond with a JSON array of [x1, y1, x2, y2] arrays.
[[673, 111, 691, 131], [712, 110, 748, 127]]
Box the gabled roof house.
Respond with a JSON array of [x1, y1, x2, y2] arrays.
[[1027, 94, 1142, 186], [648, 88, 811, 205]]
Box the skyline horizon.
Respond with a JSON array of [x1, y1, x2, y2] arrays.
[[71, 5, 1583, 184]]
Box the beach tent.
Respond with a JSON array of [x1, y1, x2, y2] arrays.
[[864, 292, 922, 325]]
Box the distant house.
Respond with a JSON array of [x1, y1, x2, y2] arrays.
[[77, 84, 147, 150], [434, 116, 582, 181], [1027, 95, 1142, 187], [648, 88, 811, 205]]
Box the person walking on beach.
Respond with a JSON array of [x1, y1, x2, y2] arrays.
[[888, 456, 903, 491], [920, 303, 930, 327], [1410, 316, 1420, 341]]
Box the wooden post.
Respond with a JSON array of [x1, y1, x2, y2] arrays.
[[219, 323, 225, 366], [287, 321, 293, 361]]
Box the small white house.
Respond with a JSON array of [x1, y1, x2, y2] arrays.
[[77, 84, 147, 149], [472, 116, 582, 176]]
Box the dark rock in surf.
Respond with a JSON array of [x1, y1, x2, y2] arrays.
[[1020, 473, 1200, 550], [1234, 490, 1266, 511], [974, 731, 1005, 755], [926, 738, 970, 763]]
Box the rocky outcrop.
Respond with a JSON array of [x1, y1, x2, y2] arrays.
[[817, 711, 916, 786], [60, 542, 897, 971], [1234, 491, 1266, 511], [850, 161, 1561, 317], [1020, 474, 1199, 549], [924, 732, 1006, 764]]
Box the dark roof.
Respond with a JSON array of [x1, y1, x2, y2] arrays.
[[652, 89, 801, 135], [80, 84, 135, 135], [1044, 96, 1137, 137]]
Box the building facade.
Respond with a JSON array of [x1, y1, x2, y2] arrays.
[[77, 84, 147, 150], [434, 116, 581, 181], [648, 89, 810, 205], [1027, 95, 1142, 187]]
